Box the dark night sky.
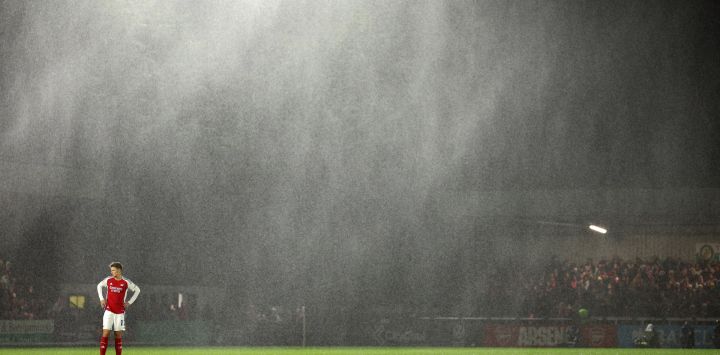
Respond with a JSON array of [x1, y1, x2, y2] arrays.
[[454, 0, 720, 190]]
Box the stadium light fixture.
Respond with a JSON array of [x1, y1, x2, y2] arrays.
[[588, 224, 607, 234], [528, 220, 609, 235]]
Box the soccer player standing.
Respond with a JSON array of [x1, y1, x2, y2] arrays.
[[97, 262, 140, 355]]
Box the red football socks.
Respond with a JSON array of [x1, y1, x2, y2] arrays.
[[115, 337, 122, 355], [100, 336, 108, 355]]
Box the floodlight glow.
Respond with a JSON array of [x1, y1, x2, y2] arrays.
[[589, 225, 607, 234]]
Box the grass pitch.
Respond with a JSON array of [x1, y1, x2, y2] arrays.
[[0, 348, 718, 355]]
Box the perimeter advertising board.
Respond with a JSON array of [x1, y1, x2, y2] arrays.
[[617, 324, 717, 348], [482, 323, 616, 347], [0, 320, 54, 343]]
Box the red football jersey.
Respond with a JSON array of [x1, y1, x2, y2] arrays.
[[97, 276, 140, 314]]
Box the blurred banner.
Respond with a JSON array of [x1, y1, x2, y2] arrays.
[[696, 243, 720, 262]]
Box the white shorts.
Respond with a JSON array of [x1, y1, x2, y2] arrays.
[[102, 310, 126, 331]]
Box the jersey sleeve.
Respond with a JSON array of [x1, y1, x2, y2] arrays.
[[97, 277, 109, 300], [125, 278, 141, 305]]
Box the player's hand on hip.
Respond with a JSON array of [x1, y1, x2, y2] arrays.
[[124, 302, 130, 308], [101, 300, 106, 308]]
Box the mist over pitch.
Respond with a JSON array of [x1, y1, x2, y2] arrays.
[[1, 0, 718, 316]]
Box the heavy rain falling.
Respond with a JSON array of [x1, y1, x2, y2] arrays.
[[1, 0, 719, 349]]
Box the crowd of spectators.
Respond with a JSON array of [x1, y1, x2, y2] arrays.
[[522, 256, 720, 319], [0, 257, 50, 320]]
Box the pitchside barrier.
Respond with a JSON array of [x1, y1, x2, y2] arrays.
[[616, 323, 716, 348], [0, 320, 213, 347], [1, 317, 718, 347], [0, 320, 53, 344], [133, 321, 211, 345], [368, 316, 719, 348]]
